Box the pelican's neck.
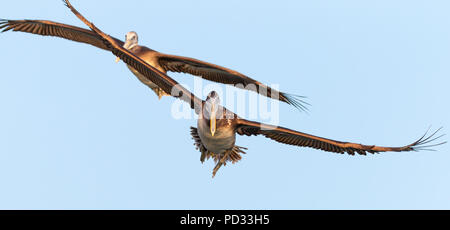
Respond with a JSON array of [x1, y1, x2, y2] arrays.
[[125, 43, 138, 50]]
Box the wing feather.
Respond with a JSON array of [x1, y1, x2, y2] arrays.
[[237, 119, 446, 155], [0, 19, 123, 50], [156, 47, 309, 111]]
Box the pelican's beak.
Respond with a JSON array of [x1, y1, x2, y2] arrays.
[[210, 104, 216, 137], [123, 40, 133, 50], [115, 57, 120, 63]]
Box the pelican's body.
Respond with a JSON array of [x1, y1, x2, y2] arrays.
[[123, 42, 169, 98], [197, 116, 236, 155], [197, 103, 238, 155], [193, 102, 247, 176]]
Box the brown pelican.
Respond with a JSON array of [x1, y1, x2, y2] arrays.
[[0, 18, 308, 111], [64, 0, 445, 177]]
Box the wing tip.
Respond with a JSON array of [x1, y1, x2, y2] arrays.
[[0, 19, 8, 25], [63, 0, 76, 13], [281, 92, 311, 113], [62, 0, 70, 7], [410, 126, 446, 151], [0, 19, 11, 32]]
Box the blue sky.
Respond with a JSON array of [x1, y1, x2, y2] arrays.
[[0, 0, 449, 209]]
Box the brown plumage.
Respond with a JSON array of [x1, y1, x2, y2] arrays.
[[0, 17, 308, 111], [0, 19, 123, 50], [63, 0, 445, 177], [236, 120, 444, 156]]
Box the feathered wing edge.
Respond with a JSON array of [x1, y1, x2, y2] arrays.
[[156, 53, 311, 112], [282, 93, 310, 113], [237, 119, 446, 156], [0, 18, 123, 50]]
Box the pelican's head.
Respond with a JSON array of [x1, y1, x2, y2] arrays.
[[116, 31, 139, 63], [205, 91, 221, 137], [124, 31, 139, 49]]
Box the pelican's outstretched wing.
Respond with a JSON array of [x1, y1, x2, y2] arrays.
[[62, 0, 204, 112], [0, 19, 123, 50], [157, 53, 309, 111], [237, 119, 445, 155], [1, 15, 308, 112]]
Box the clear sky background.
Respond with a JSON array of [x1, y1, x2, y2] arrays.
[[0, 0, 449, 209]]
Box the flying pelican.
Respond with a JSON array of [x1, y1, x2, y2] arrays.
[[64, 0, 445, 177], [0, 17, 308, 111]]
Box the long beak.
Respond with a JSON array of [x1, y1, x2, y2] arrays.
[[210, 104, 216, 137]]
